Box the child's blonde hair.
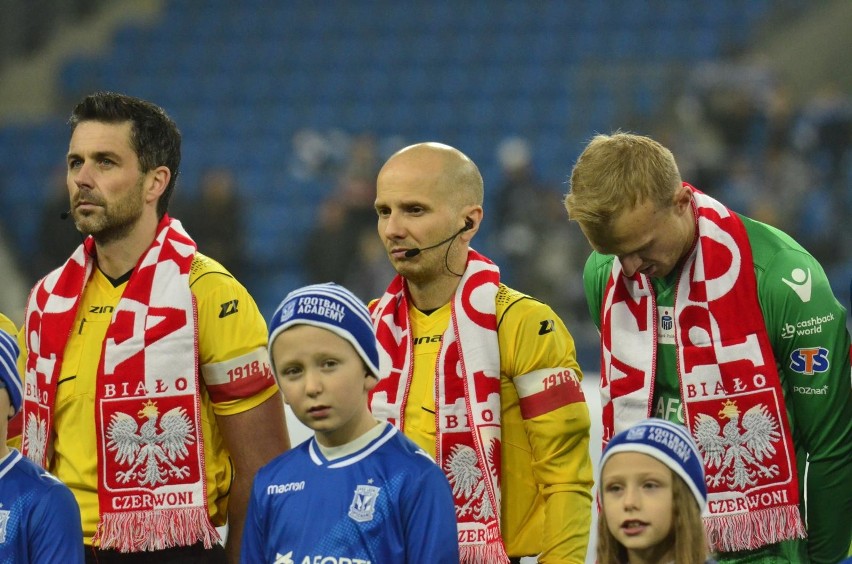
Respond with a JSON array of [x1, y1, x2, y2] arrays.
[[596, 466, 708, 564], [596, 418, 709, 564]]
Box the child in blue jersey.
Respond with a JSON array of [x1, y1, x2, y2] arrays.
[[0, 319, 84, 563], [241, 283, 460, 564]]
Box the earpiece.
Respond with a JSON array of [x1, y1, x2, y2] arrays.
[[463, 218, 473, 231]]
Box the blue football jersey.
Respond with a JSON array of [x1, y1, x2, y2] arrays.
[[241, 423, 459, 564], [0, 449, 84, 563]]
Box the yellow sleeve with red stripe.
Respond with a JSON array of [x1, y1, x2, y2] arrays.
[[190, 254, 278, 414], [497, 285, 593, 563], [0, 313, 15, 335]]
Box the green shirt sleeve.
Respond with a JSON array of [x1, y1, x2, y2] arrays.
[[582, 251, 612, 330], [751, 225, 852, 564]]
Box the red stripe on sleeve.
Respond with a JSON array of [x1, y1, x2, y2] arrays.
[[206, 374, 276, 404], [519, 380, 585, 420]]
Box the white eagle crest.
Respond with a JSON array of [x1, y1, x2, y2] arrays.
[[693, 400, 781, 490], [23, 413, 48, 467], [443, 442, 496, 522], [106, 400, 195, 486]]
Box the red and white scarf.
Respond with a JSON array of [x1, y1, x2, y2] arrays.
[[370, 250, 509, 563], [600, 186, 806, 552], [21, 216, 220, 552]]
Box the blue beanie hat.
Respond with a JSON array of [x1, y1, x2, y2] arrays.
[[599, 418, 707, 513], [0, 329, 22, 417], [268, 283, 380, 378]]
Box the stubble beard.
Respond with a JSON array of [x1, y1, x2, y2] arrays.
[[77, 176, 146, 246]]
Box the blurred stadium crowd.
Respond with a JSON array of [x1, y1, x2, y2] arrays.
[[1, 0, 850, 371]]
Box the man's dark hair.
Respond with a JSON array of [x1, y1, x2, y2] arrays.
[[69, 91, 181, 219]]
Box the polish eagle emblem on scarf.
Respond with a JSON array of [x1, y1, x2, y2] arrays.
[[106, 400, 195, 486], [443, 439, 500, 521], [693, 400, 781, 490], [23, 414, 48, 467]]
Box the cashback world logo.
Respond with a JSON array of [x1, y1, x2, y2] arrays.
[[781, 312, 834, 339]]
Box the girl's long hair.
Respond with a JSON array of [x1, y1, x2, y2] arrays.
[[596, 469, 708, 564]]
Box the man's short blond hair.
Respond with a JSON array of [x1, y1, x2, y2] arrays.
[[564, 132, 682, 230]]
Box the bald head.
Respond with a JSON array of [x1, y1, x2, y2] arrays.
[[380, 142, 483, 206]]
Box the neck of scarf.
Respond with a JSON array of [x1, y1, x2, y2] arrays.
[[21, 215, 220, 551], [599, 186, 805, 552], [370, 249, 509, 563]]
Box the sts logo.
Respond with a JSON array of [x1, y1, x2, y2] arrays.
[[789, 347, 829, 375]]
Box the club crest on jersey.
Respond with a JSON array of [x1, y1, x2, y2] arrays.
[[348, 483, 380, 522], [0, 507, 9, 543]]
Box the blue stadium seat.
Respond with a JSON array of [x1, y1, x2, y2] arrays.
[[0, 0, 823, 325]]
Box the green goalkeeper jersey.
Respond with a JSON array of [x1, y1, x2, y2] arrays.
[[584, 214, 852, 564]]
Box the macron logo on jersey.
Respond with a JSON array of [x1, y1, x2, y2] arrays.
[[781, 268, 812, 303], [267, 481, 305, 495]]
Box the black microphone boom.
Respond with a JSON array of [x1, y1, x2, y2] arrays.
[[403, 222, 470, 258], [60, 210, 72, 220]]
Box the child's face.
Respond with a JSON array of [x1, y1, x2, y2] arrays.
[[601, 451, 675, 563], [271, 325, 378, 447]]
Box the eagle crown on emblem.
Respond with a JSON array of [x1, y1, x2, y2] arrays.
[[717, 399, 739, 420], [138, 399, 159, 419]]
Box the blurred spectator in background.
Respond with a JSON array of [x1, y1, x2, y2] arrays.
[[302, 196, 354, 285], [492, 136, 552, 289], [668, 59, 852, 299], [492, 137, 594, 360], [31, 166, 82, 285], [343, 228, 395, 302], [177, 167, 246, 280], [301, 132, 389, 301], [793, 81, 852, 197]]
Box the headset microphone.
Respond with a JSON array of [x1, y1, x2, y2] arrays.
[[403, 219, 472, 258], [60, 210, 72, 220]]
